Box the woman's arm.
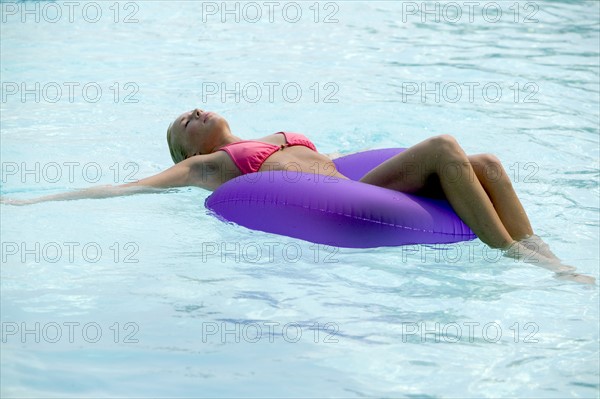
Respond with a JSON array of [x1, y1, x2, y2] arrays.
[[0, 153, 224, 205], [0, 185, 164, 205]]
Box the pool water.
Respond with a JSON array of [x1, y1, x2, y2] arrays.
[[1, 1, 599, 397]]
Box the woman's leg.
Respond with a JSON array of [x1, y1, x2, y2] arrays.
[[359, 135, 515, 249], [467, 155, 560, 260], [359, 135, 593, 282], [467, 153, 533, 241]]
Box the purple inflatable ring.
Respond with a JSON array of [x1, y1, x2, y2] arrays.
[[205, 148, 476, 248]]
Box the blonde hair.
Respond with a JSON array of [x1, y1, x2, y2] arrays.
[[166, 122, 187, 164]]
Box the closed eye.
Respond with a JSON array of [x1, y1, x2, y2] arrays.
[[184, 109, 195, 127]]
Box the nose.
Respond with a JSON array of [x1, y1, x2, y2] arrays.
[[193, 108, 203, 119]]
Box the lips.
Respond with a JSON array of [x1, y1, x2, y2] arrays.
[[203, 112, 213, 123]]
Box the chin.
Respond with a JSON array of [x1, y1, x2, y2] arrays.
[[214, 117, 230, 130]]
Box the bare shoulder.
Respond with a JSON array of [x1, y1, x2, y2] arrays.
[[187, 150, 231, 164], [128, 151, 237, 192], [186, 150, 241, 190]]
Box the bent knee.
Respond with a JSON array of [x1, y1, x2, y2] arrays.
[[429, 134, 458, 146], [475, 153, 502, 167], [427, 134, 465, 161], [470, 153, 509, 182], [471, 153, 505, 171]]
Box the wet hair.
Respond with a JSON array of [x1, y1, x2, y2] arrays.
[[166, 122, 187, 164]]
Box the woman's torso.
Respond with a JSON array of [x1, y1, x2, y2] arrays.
[[199, 133, 348, 190]]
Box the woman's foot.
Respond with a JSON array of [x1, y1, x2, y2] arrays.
[[502, 241, 596, 284], [554, 272, 597, 285], [502, 241, 576, 273], [517, 234, 560, 261]]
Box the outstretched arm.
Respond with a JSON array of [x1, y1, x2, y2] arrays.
[[1, 185, 163, 205], [0, 154, 223, 205]]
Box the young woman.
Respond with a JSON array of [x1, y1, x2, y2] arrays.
[[2, 108, 594, 283]]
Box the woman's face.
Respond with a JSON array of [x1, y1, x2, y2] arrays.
[[170, 108, 230, 158]]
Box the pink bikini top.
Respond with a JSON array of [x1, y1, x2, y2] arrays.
[[217, 132, 318, 175]]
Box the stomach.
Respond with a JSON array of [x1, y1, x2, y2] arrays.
[[258, 146, 349, 180]]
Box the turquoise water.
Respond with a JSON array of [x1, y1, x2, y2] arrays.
[[1, 1, 599, 397]]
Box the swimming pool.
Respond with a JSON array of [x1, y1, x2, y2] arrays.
[[1, 0, 598, 397]]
